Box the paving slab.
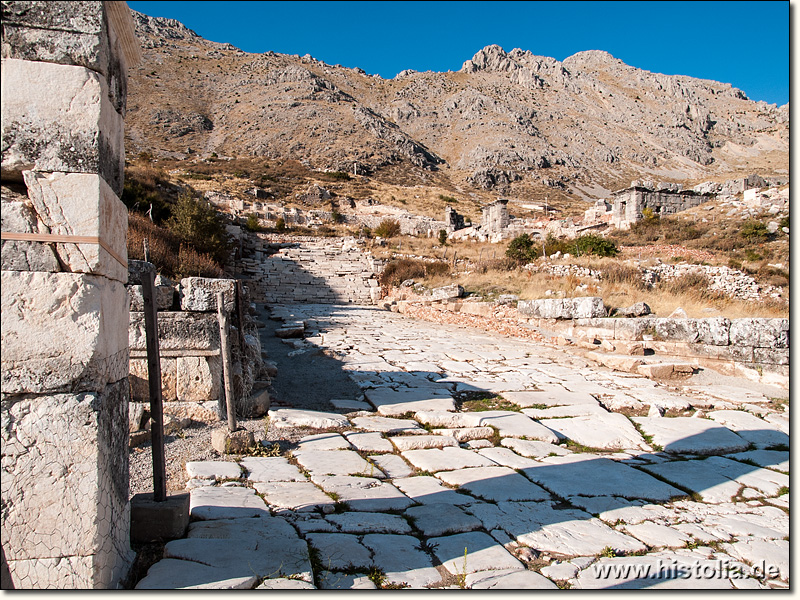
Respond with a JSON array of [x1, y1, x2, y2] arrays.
[[475, 447, 541, 470], [404, 503, 483, 537], [401, 446, 498, 473], [540, 561, 580, 581], [368, 454, 414, 478], [240, 456, 305, 483], [431, 427, 495, 442], [521, 403, 608, 418], [436, 466, 552, 502], [573, 555, 734, 589], [311, 475, 414, 512], [763, 413, 789, 435], [725, 450, 789, 472], [189, 486, 270, 520], [466, 501, 646, 556], [295, 432, 352, 451], [639, 456, 785, 504], [344, 431, 394, 453], [326, 511, 412, 534], [472, 411, 561, 442], [722, 539, 789, 581], [185, 461, 242, 481], [463, 439, 493, 449], [430, 531, 523, 575], [184, 517, 313, 580], [414, 410, 478, 428], [503, 386, 598, 407], [330, 398, 372, 411], [465, 568, 559, 589], [135, 558, 259, 589], [393, 476, 476, 506], [318, 572, 377, 589], [707, 410, 789, 448], [257, 578, 317, 589], [565, 497, 673, 525], [351, 415, 424, 434], [631, 417, 749, 455], [294, 449, 385, 478], [539, 413, 649, 451], [362, 533, 442, 588], [286, 514, 338, 534], [519, 454, 684, 502], [622, 522, 693, 548], [501, 438, 572, 458], [365, 387, 456, 416], [390, 434, 458, 451], [252, 481, 335, 513], [268, 408, 349, 429], [306, 533, 373, 571]]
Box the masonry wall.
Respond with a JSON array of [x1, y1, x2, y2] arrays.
[[1, 1, 139, 589], [611, 187, 710, 229], [231, 235, 382, 305]]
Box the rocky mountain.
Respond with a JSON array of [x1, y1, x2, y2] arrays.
[[125, 11, 788, 205]]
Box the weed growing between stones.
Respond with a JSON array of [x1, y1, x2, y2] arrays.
[[766, 444, 789, 452], [456, 391, 522, 412], [454, 547, 469, 589], [631, 422, 664, 452], [775, 486, 789, 496], [599, 546, 617, 558]]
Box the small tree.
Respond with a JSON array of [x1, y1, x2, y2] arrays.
[[375, 218, 401, 238], [573, 234, 619, 257], [438, 229, 448, 246], [275, 217, 286, 231], [167, 190, 230, 264], [506, 233, 540, 265], [244, 214, 261, 232]]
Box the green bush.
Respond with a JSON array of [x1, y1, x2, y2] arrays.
[[779, 216, 789, 229], [438, 229, 448, 246], [506, 233, 540, 264], [275, 217, 286, 231], [741, 219, 769, 241], [323, 171, 351, 181], [167, 190, 230, 264], [573, 234, 619, 257], [439, 194, 457, 203], [375, 218, 401, 238], [244, 214, 261, 232]]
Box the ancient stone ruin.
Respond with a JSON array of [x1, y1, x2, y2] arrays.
[[610, 185, 714, 229], [1, 1, 141, 588]]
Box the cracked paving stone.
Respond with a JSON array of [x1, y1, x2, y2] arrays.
[[252, 481, 335, 513], [630, 417, 749, 455], [436, 466, 552, 502], [393, 476, 476, 506], [295, 432, 352, 451], [318, 571, 377, 589], [429, 531, 524, 575], [367, 454, 414, 478], [310, 475, 414, 512], [306, 533, 372, 571], [389, 434, 458, 451], [404, 503, 482, 537], [501, 438, 572, 458], [293, 449, 385, 478], [351, 415, 424, 434], [325, 511, 412, 534], [364, 387, 456, 416], [135, 559, 259, 589], [343, 431, 394, 453], [538, 413, 649, 451], [239, 457, 305, 483], [362, 533, 442, 588], [185, 461, 242, 481], [466, 568, 559, 589], [400, 446, 498, 473], [189, 486, 270, 520]]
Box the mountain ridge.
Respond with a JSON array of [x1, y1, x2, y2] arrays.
[[124, 11, 788, 207]]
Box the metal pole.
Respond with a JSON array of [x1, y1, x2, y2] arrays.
[[142, 269, 166, 502], [217, 291, 238, 432]]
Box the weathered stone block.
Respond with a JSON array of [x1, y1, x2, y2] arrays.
[[129, 312, 220, 352], [654, 318, 699, 343], [614, 318, 653, 341], [130, 493, 190, 544], [571, 296, 606, 319], [176, 356, 221, 403], [1, 270, 128, 394], [179, 278, 237, 312], [429, 284, 464, 301], [0, 0, 133, 115], [1, 380, 135, 587], [728, 318, 787, 348], [21, 170, 128, 282], [128, 283, 175, 311], [1, 187, 62, 271], [753, 347, 789, 366], [694, 317, 730, 346], [1, 58, 124, 194], [129, 357, 178, 402]]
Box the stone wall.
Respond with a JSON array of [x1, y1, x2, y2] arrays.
[[611, 186, 712, 229], [233, 235, 382, 305], [1, 1, 140, 589], [126, 270, 264, 420]]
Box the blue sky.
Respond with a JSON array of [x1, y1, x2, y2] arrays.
[[128, 1, 789, 105]]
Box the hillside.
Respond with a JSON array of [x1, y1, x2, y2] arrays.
[[125, 11, 788, 217]]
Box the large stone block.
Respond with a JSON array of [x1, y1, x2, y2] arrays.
[[129, 357, 178, 402], [128, 283, 175, 312], [614, 318, 653, 341], [179, 278, 237, 312], [177, 356, 221, 403], [1, 58, 125, 195], [694, 317, 730, 346], [1, 184, 60, 271], [0, 0, 130, 114], [1, 380, 135, 588], [19, 170, 128, 282], [1, 270, 129, 394], [129, 312, 220, 352], [570, 296, 606, 319], [729, 318, 788, 349]]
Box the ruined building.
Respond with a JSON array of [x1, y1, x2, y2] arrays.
[[2, 1, 140, 588], [610, 186, 714, 230]]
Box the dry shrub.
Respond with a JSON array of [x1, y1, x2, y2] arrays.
[[659, 272, 715, 298], [374, 218, 401, 238], [178, 245, 225, 278], [379, 259, 450, 288], [600, 263, 646, 290]]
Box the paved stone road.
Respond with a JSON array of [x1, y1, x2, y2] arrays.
[[136, 305, 789, 589]]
